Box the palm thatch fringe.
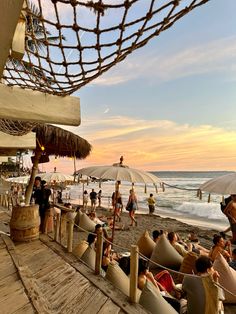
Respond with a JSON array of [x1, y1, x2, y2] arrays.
[[32, 124, 92, 159]]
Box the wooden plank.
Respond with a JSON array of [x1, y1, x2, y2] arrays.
[[56, 280, 92, 312], [0, 288, 31, 314], [0, 84, 81, 126], [0, 132, 35, 156], [13, 302, 35, 314], [72, 289, 108, 314], [0, 279, 25, 301], [2, 235, 51, 314], [97, 299, 123, 314], [0, 0, 24, 76], [49, 278, 93, 311], [40, 235, 147, 314]]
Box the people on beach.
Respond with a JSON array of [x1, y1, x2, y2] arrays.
[[188, 231, 209, 256], [208, 234, 232, 262], [138, 259, 160, 291], [87, 233, 97, 249], [182, 256, 224, 314], [94, 223, 109, 240], [220, 195, 233, 234], [147, 193, 156, 214], [126, 189, 138, 226], [223, 194, 236, 244], [114, 192, 123, 222], [138, 259, 181, 312], [83, 190, 88, 212], [39, 180, 51, 233], [98, 190, 102, 207], [152, 230, 161, 243], [89, 189, 97, 211], [111, 191, 116, 211], [32, 176, 42, 205], [168, 231, 192, 257], [101, 242, 119, 272], [229, 248, 236, 270]]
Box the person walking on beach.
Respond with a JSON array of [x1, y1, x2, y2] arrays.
[[83, 190, 88, 212], [126, 189, 138, 226], [115, 192, 123, 222], [89, 189, 97, 211], [98, 190, 102, 207], [147, 193, 156, 214]]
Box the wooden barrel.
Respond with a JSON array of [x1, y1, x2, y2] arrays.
[[10, 205, 40, 242]]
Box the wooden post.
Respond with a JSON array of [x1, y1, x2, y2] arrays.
[[130, 245, 139, 303], [95, 231, 103, 275], [59, 212, 67, 244], [54, 213, 60, 242], [67, 219, 74, 253], [25, 150, 42, 205]]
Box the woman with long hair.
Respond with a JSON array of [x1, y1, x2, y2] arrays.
[[126, 189, 138, 226]]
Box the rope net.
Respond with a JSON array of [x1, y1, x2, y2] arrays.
[[2, 0, 210, 96]]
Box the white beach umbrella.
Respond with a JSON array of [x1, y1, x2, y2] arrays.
[[6, 175, 30, 184], [77, 165, 160, 185], [77, 158, 161, 241], [199, 172, 236, 195], [40, 172, 74, 183]]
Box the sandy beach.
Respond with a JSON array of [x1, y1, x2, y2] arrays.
[[91, 207, 230, 253]]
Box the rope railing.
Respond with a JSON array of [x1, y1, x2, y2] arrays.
[[48, 212, 236, 301]]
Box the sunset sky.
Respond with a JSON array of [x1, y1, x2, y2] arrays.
[[41, 1, 236, 174]]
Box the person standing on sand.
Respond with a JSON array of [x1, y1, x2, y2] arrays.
[[126, 189, 138, 226], [89, 189, 97, 211], [83, 190, 88, 212], [98, 190, 102, 207], [223, 194, 236, 244], [147, 193, 156, 214]]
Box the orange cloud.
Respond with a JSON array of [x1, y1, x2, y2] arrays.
[[42, 117, 236, 174]]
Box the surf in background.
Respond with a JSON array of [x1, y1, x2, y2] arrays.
[[62, 171, 233, 230]]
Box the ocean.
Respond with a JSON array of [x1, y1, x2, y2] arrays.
[[62, 171, 234, 231]]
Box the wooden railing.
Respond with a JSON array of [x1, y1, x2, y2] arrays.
[[50, 207, 139, 303]]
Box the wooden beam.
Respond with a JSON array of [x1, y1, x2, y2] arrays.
[[0, 0, 24, 76], [0, 84, 81, 126], [0, 131, 35, 156], [11, 17, 26, 60]]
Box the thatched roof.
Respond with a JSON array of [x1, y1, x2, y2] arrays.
[[32, 124, 92, 159]]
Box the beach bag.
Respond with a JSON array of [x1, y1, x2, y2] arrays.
[[126, 203, 132, 211]]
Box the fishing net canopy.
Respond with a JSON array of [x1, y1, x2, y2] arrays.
[[2, 0, 210, 97]]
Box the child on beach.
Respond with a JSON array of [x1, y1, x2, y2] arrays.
[[147, 193, 156, 214]]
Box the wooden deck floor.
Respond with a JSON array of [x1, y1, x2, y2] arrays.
[[0, 230, 146, 314]]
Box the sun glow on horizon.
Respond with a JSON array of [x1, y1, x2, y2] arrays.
[[40, 116, 236, 174]]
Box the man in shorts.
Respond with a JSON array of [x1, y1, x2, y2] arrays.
[[90, 189, 97, 211]]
